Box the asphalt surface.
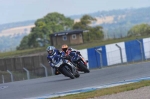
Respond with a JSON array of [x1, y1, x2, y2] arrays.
[[0, 62, 150, 99]]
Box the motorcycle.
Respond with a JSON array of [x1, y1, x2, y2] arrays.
[[54, 57, 80, 79], [70, 53, 90, 73]]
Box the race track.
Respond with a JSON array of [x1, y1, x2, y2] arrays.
[[0, 62, 150, 99]]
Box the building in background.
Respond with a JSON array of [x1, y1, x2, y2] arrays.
[[50, 30, 86, 46]]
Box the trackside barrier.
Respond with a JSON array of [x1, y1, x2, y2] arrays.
[[40, 63, 48, 77], [87, 46, 108, 69], [136, 39, 144, 61], [125, 39, 145, 62], [143, 38, 150, 59], [116, 44, 123, 63], [95, 48, 103, 68], [105, 42, 127, 65], [7, 70, 14, 82], [87, 38, 150, 69], [2, 75, 4, 83], [23, 67, 30, 80]]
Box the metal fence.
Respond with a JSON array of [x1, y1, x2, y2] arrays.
[[0, 54, 53, 83], [106, 49, 150, 65], [88, 39, 150, 68]]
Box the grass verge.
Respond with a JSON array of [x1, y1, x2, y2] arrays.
[[72, 36, 150, 49], [50, 80, 150, 99], [0, 47, 45, 58]]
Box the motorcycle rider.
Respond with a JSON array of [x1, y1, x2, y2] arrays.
[[61, 44, 89, 72], [46, 46, 65, 75], [61, 44, 87, 64], [61, 44, 81, 56]]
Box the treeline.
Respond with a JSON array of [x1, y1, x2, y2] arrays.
[[71, 7, 150, 20], [0, 34, 25, 52], [127, 24, 150, 37], [0, 20, 35, 32], [71, 7, 150, 38], [17, 12, 104, 50], [1, 7, 150, 32], [100, 7, 150, 38]]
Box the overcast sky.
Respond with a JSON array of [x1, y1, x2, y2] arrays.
[[0, 0, 150, 24]]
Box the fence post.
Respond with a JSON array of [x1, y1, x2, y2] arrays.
[[2, 75, 4, 83], [116, 44, 123, 63], [136, 39, 144, 61], [7, 70, 14, 82], [40, 63, 48, 77], [11, 58, 14, 71], [23, 67, 30, 80], [95, 48, 103, 68]]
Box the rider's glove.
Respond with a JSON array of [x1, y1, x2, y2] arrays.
[[50, 63, 55, 68]]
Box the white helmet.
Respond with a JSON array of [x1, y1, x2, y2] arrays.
[[46, 46, 55, 55]]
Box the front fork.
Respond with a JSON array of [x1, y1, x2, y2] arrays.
[[66, 62, 77, 75]]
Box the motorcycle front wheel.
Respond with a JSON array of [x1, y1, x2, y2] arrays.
[[62, 66, 75, 79]]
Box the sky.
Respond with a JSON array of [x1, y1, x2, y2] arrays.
[[0, 0, 150, 24]]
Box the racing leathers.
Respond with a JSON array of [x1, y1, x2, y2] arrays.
[[66, 48, 88, 66], [47, 49, 65, 75]]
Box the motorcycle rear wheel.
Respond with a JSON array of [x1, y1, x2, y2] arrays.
[[74, 70, 80, 78], [79, 62, 90, 73]]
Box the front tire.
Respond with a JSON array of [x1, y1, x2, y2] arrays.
[[62, 66, 75, 79]]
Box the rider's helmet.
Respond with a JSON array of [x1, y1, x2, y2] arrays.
[[61, 44, 68, 53], [46, 46, 55, 55]]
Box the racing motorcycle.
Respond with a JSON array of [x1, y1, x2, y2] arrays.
[[54, 57, 80, 79], [70, 53, 90, 73]]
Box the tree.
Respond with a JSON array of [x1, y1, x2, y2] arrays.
[[80, 15, 96, 28], [73, 15, 104, 42], [89, 26, 104, 40], [18, 12, 74, 49], [73, 15, 96, 29], [17, 36, 29, 50], [127, 24, 150, 37]]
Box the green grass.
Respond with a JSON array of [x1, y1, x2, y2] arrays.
[[0, 35, 149, 58], [72, 36, 150, 49], [0, 47, 46, 58], [50, 80, 150, 99]]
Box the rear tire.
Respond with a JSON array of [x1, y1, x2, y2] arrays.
[[79, 61, 90, 73], [62, 66, 75, 79]]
